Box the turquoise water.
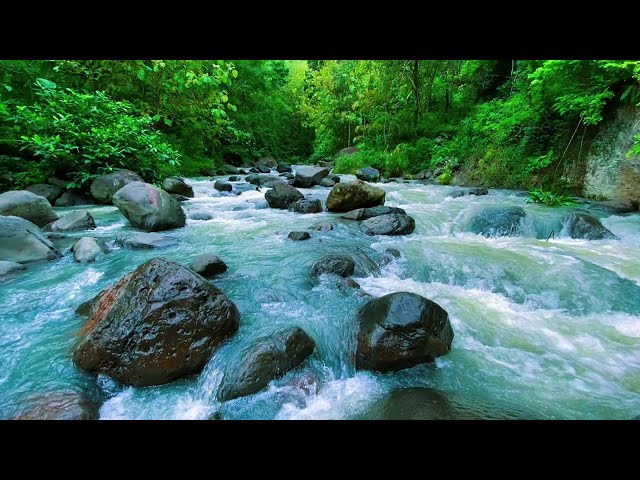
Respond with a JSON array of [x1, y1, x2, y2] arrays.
[[1, 174, 639, 419]]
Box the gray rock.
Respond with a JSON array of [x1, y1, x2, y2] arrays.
[[72, 237, 109, 263], [112, 181, 186, 232], [288, 198, 323, 214], [115, 232, 179, 249], [335, 147, 358, 157], [293, 166, 330, 188], [189, 212, 214, 221], [213, 180, 233, 192], [564, 211, 619, 240], [190, 253, 228, 278], [0, 260, 26, 279], [309, 222, 334, 231], [257, 156, 278, 169], [288, 231, 311, 241], [10, 391, 99, 420], [162, 177, 194, 198], [246, 174, 285, 188], [47, 176, 69, 189], [171, 194, 190, 202], [468, 206, 527, 237], [90, 170, 142, 204], [326, 180, 385, 212], [360, 213, 416, 236], [0, 190, 58, 227], [228, 176, 241, 182], [342, 206, 406, 220], [54, 191, 95, 207], [45, 210, 96, 232], [310, 255, 355, 278], [320, 178, 335, 187], [280, 172, 295, 180], [25, 184, 63, 203], [256, 165, 271, 174], [0, 216, 61, 263], [265, 183, 304, 209], [355, 167, 380, 182], [329, 174, 341, 184], [276, 163, 293, 173]]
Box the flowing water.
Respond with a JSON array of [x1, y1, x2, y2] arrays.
[[1, 172, 639, 420]]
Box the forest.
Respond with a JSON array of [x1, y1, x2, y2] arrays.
[[2, 60, 639, 201]]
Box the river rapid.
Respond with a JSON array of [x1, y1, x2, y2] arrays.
[[1, 172, 639, 420]]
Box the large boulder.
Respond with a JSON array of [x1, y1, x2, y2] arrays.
[[72, 258, 240, 387], [72, 237, 109, 263], [356, 292, 453, 372], [190, 253, 228, 278], [25, 184, 63, 203], [256, 165, 271, 174], [276, 163, 292, 173], [310, 255, 355, 278], [54, 191, 95, 207], [246, 174, 285, 188], [563, 212, 618, 240], [217, 163, 240, 175], [217, 327, 315, 401], [360, 213, 416, 236], [342, 206, 406, 220], [326, 180, 386, 212], [0, 216, 61, 264], [115, 232, 178, 249], [355, 167, 380, 182], [265, 183, 304, 209], [9, 391, 99, 420], [162, 177, 194, 198], [90, 169, 142, 204], [288, 198, 322, 214], [293, 166, 329, 188], [0, 260, 26, 279], [45, 210, 96, 232], [257, 156, 278, 169], [112, 181, 186, 232], [0, 190, 58, 227], [213, 180, 232, 192], [468, 206, 527, 237]]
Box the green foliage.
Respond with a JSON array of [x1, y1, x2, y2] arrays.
[[527, 188, 577, 207], [9, 83, 179, 188], [437, 170, 453, 185]]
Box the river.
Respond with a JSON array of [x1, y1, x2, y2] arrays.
[[1, 173, 639, 419]]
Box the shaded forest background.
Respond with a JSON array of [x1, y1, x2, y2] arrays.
[[1, 60, 639, 195]]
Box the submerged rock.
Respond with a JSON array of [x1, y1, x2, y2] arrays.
[[217, 327, 315, 401], [162, 177, 194, 198], [73, 258, 240, 387], [54, 191, 94, 207], [190, 253, 228, 278], [0, 216, 61, 264], [213, 180, 233, 192], [468, 206, 527, 237], [10, 391, 99, 420], [288, 198, 322, 214], [563, 211, 618, 240], [356, 292, 453, 372], [72, 237, 109, 263], [355, 167, 380, 182], [90, 169, 142, 204], [228, 175, 241, 182], [112, 181, 186, 232], [0, 190, 58, 227], [310, 255, 355, 278], [45, 210, 96, 232], [309, 221, 335, 231], [326, 180, 385, 212], [0, 260, 26, 279], [25, 183, 63, 203], [115, 232, 178, 249], [450, 187, 488, 198], [265, 183, 304, 209], [189, 212, 214, 221], [342, 206, 406, 220], [293, 166, 329, 188], [360, 213, 416, 236], [288, 231, 311, 241]]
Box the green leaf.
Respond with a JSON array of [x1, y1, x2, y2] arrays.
[[164, 118, 173, 127], [620, 85, 633, 101], [35, 78, 56, 90], [136, 68, 146, 81], [232, 69, 238, 78], [152, 114, 161, 122], [3, 85, 12, 92]]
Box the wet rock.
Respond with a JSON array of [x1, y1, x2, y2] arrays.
[[257, 156, 278, 169], [280, 172, 295, 180], [162, 177, 194, 198], [25, 183, 63, 203], [228, 176, 241, 182], [360, 213, 416, 236], [171, 194, 190, 202], [385, 248, 401, 258], [189, 212, 214, 221], [326, 180, 385, 212], [288, 231, 310, 241], [265, 183, 304, 209], [54, 191, 95, 207], [217, 163, 240, 175], [72, 237, 109, 263], [335, 147, 358, 157], [563, 211, 618, 240], [217, 327, 315, 401], [310, 255, 355, 278], [90, 169, 142, 204], [356, 292, 453, 372], [342, 206, 406, 220], [415, 170, 431, 180], [276, 163, 293, 173], [249, 168, 259, 173], [0, 190, 58, 227], [309, 221, 334, 231], [355, 167, 380, 182], [45, 210, 96, 232], [0, 216, 61, 263], [468, 206, 527, 237], [73, 258, 240, 387], [0, 260, 26, 279], [47, 176, 69, 189], [256, 165, 271, 174], [293, 166, 330, 188], [320, 178, 335, 188], [113, 181, 186, 232], [10, 391, 99, 420], [246, 174, 285, 188], [115, 232, 178, 249], [329, 174, 341, 184], [288, 198, 322, 214], [317, 160, 332, 168], [190, 253, 228, 278], [450, 187, 488, 198], [214, 180, 233, 192]]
